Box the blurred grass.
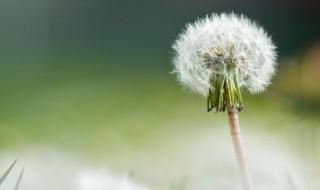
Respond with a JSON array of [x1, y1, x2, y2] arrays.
[[0, 58, 319, 151], [0, 58, 320, 189]]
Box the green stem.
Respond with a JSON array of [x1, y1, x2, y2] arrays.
[[207, 69, 243, 112], [219, 76, 225, 111], [234, 70, 243, 109]]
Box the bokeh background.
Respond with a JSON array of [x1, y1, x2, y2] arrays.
[[0, 0, 320, 189]]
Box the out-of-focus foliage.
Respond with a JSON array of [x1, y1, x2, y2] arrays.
[[274, 42, 320, 113], [0, 160, 24, 190]]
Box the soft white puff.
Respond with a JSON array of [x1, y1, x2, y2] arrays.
[[172, 13, 277, 97]]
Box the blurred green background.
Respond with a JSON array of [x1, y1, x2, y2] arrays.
[[0, 0, 320, 189]]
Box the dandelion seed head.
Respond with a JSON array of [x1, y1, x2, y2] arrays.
[[172, 13, 277, 97]]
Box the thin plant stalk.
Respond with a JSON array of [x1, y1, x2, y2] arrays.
[[225, 86, 253, 190]]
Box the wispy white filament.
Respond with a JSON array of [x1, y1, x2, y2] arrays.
[[172, 13, 277, 97]]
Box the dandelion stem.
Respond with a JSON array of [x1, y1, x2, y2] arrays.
[[225, 85, 253, 190]]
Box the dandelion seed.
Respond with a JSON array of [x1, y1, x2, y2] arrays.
[[172, 12, 277, 112]]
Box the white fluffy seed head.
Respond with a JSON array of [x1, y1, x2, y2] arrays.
[[172, 13, 277, 97]]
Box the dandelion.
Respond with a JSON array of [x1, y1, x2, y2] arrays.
[[172, 13, 277, 190]]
